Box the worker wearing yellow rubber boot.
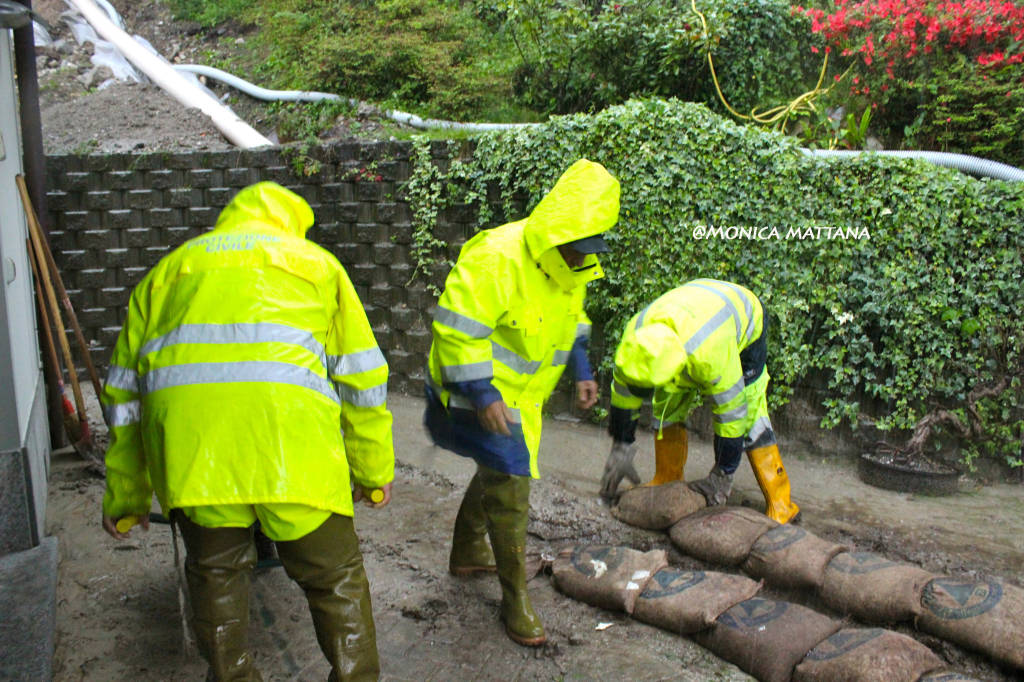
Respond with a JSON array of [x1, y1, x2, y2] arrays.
[[599, 280, 800, 524], [425, 159, 620, 646]]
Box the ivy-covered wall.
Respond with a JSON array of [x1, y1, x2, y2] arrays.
[[43, 101, 1024, 470]]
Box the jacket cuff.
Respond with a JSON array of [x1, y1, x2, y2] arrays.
[[568, 336, 593, 382], [608, 406, 638, 443], [446, 378, 503, 410]]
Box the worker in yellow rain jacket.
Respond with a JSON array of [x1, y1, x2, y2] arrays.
[[100, 182, 394, 681], [600, 279, 801, 525], [424, 159, 620, 646]]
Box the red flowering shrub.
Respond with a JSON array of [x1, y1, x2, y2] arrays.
[[793, 0, 1024, 164]]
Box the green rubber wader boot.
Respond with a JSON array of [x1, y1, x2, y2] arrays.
[[478, 465, 546, 647], [276, 513, 380, 682], [449, 470, 497, 575], [175, 513, 263, 682]]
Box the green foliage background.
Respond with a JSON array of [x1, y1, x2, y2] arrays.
[[409, 99, 1024, 469]]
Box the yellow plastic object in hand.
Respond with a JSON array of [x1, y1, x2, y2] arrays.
[[369, 489, 385, 504], [115, 515, 140, 533]]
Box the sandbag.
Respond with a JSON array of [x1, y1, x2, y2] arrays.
[[793, 627, 944, 682], [820, 552, 934, 623], [611, 482, 706, 530], [552, 545, 668, 614], [742, 524, 847, 590], [668, 506, 778, 566], [693, 597, 842, 682], [632, 568, 762, 634], [917, 671, 982, 681], [917, 576, 1024, 670]]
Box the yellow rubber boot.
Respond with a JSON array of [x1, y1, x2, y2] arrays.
[[746, 444, 801, 524], [645, 424, 688, 486]]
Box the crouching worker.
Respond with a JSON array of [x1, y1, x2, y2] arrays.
[[100, 182, 395, 681], [424, 159, 620, 646], [600, 279, 800, 524]]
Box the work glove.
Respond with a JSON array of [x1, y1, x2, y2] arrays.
[[600, 441, 640, 501], [689, 465, 734, 506]]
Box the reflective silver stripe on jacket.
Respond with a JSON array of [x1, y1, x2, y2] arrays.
[[551, 349, 571, 367], [140, 322, 328, 368], [713, 403, 748, 424], [105, 400, 141, 427], [492, 342, 542, 375], [747, 416, 774, 444], [434, 306, 493, 339], [701, 279, 758, 344], [710, 377, 745, 406], [576, 322, 592, 339], [687, 281, 743, 345], [106, 365, 139, 393], [635, 304, 651, 329], [440, 360, 493, 383], [329, 347, 387, 377], [613, 379, 636, 398], [141, 361, 340, 405], [683, 305, 734, 354], [335, 381, 387, 408]]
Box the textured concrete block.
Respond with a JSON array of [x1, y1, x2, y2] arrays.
[[61, 171, 91, 191], [373, 242, 395, 265], [73, 268, 111, 289], [77, 307, 117, 328], [167, 187, 194, 207], [121, 266, 149, 287], [59, 249, 89, 269], [77, 229, 115, 250], [98, 287, 130, 307], [146, 169, 178, 189], [142, 246, 171, 266], [188, 207, 217, 227], [337, 202, 360, 223], [105, 209, 138, 230], [125, 189, 158, 209], [208, 187, 234, 207], [102, 248, 130, 268], [124, 227, 155, 248], [189, 168, 218, 188], [106, 170, 139, 190], [59, 211, 89, 230], [45, 190, 73, 212], [147, 208, 179, 227], [224, 167, 254, 187]]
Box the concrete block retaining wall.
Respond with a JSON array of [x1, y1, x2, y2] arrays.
[[43, 142, 857, 455]]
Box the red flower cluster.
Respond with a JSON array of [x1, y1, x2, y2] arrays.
[[795, 0, 1024, 72]]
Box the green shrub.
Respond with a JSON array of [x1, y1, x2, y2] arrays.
[[504, 0, 821, 116], [164, 0, 253, 26], [249, 0, 521, 120], [408, 98, 1024, 470]]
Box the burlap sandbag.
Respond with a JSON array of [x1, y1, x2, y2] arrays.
[[917, 576, 1024, 670], [693, 597, 842, 682], [820, 552, 934, 623], [611, 482, 707, 530], [742, 524, 848, 590], [918, 670, 983, 681], [668, 506, 778, 566], [552, 545, 668, 614], [632, 568, 762, 634], [793, 627, 944, 682]]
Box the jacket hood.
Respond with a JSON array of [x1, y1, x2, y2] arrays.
[[615, 321, 687, 388], [214, 182, 315, 237], [523, 159, 620, 259]]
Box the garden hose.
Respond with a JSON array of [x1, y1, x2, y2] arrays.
[[689, 0, 850, 131]]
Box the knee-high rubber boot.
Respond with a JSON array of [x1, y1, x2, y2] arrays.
[[276, 514, 379, 682], [645, 424, 688, 486], [175, 514, 262, 682], [449, 471, 496, 575], [478, 466, 546, 647], [746, 444, 801, 524]]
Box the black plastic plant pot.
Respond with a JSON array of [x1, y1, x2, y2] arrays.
[[858, 452, 960, 496]]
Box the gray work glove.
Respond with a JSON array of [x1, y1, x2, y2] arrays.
[[689, 465, 734, 506], [600, 441, 640, 501]]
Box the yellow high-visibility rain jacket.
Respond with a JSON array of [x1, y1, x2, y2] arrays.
[[426, 159, 620, 478], [101, 182, 394, 526], [611, 280, 771, 443]]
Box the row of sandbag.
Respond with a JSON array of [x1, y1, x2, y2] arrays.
[[552, 544, 974, 682], [610, 482, 1024, 673]]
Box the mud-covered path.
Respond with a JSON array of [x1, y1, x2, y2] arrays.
[[48, 391, 1024, 681]]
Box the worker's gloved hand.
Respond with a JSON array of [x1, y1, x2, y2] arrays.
[[600, 441, 640, 501], [689, 465, 734, 506]]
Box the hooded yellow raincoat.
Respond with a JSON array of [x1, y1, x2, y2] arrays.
[[611, 280, 772, 444], [101, 183, 394, 536], [426, 159, 620, 478]]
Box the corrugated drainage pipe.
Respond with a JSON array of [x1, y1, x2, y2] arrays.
[[174, 64, 535, 133], [804, 149, 1024, 182], [67, 0, 272, 149]]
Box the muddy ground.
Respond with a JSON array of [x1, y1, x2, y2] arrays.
[[47, 386, 1024, 681]]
